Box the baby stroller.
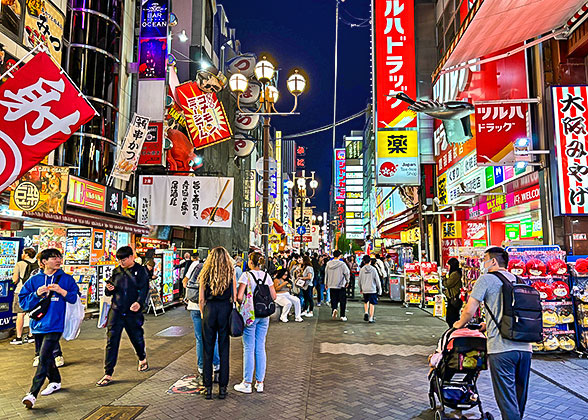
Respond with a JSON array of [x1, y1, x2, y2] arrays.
[[428, 325, 493, 420]]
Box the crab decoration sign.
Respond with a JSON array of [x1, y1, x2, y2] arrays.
[[0, 51, 95, 193]]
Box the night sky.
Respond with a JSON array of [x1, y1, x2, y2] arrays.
[[220, 0, 372, 214]]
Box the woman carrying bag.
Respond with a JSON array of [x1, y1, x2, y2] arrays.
[[442, 257, 463, 328], [198, 247, 237, 400], [234, 252, 277, 394], [299, 256, 315, 317]]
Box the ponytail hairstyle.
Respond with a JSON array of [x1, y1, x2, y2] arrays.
[[249, 251, 265, 269]]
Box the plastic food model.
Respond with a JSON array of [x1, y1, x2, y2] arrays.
[[508, 259, 526, 276], [526, 258, 547, 277], [576, 259, 588, 274], [552, 281, 570, 299], [543, 309, 559, 327], [532, 281, 553, 300], [548, 259, 568, 277]]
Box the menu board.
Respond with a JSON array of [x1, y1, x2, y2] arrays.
[[64, 228, 92, 265], [39, 227, 66, 253], [0, 239, 20, 282]]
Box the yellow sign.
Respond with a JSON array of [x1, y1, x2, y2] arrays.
[[10, 166, 69, 214], [442, 221, 462, 239], [23, 0, 65, 63], [376, 130, 418, 158], [401, 227, 420, 243], [437, 172, 448, 206]]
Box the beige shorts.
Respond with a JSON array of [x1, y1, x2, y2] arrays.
[[12, 294, 24, 314]]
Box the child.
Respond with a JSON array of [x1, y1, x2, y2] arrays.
[[358, 255, 382, 323]]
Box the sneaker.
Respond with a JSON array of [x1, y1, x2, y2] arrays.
[[341, 316, 348, 322], [22, 393, 36, 409], [26, 336, 34, 344], [40, 382, 61, 396], [33, 356, 39, 367], [317, 303, 322, 307], [54, 356, 65, 367], [213, 364, 220, 372], [301, 310, 308, 317], [198, 367, 203, 375], [10, 337, 24, 345], [369, 318, 375, 323], [294, 317, 304, 322], [280, 316, 289, 323], [364, 313, 369, 322], [255, 382, 264, 393], [304, 312, 313, 318], [233, 381, 252, 394], [332, 309, 338, 319]]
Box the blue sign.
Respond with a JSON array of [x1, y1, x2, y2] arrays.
[[493, 166, 504, 185], [297, 226, 306, 235], [141, 0, 169, 38]]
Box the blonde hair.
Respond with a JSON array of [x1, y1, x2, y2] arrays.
[[199, 247, 235, 296]]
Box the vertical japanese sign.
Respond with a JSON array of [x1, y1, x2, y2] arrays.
[[0, 51, 95, 193], [334, 149, 346, 202], [23, 0, 65, 63], [552, 86, 588, 214], [373, 0, 416, 128], [112, 114, 151, 181], [138, 122, 165, 166], [475, 103, 529, 165], [274, 131, 282, 222], [376, 130, 420, 185], [138, 175, 234, 227], [296, 145, 306, 171], [176, 82, 233, 149]]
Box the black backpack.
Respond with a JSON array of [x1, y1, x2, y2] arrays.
[[485, 271, 543, 343], [249, 272, 275, 318], [22, 260, 39, 284]]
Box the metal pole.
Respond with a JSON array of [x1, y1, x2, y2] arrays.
[[332, 0, 340, 151], [262, 116, 271, 266], [301, 190, 305, 254]]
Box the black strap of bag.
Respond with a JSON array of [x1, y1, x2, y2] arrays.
[[483, 271, 514, 330], [29, 276, 61, 321]]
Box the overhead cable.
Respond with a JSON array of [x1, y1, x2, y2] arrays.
[[282, 108, 369, 139]]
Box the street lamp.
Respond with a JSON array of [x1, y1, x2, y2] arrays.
[[229, 55, 307, 265], [287, 170, 318, 252]]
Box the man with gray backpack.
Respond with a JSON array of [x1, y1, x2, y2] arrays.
[[183, 253, 220, 383], [453, 247, 542, 420]]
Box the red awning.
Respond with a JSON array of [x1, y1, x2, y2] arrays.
[[379, 208, 419, 237], [437, 0, 587, 74]]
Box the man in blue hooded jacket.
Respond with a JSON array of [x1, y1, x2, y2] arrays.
[[19, 248, 79, 409]]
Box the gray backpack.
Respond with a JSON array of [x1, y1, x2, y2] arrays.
[[185, 263, 203, 302]]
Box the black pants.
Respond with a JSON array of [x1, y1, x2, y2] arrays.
[[34, 334, 62, 357], [445, 298, 463, 328], [104, 311, 146, 376], [30, 332, 62, 397], [330, 288, 347, 317], [202, 300, 231, 388], [302, 287, 314, 312], [315, 282, 323, 303]]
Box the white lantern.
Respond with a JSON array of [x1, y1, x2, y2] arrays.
[[266, 86, 279, 103], [254, 58, 275, 82], [229, 73, 249, 93], [309, 179, 318, 189], [287, 70, 306, 95]]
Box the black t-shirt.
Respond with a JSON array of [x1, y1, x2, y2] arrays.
[[204, 283, 232, 302]]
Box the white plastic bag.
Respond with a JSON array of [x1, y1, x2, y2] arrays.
[[97, 296, 112, 329], [63, 296, 85, 341]]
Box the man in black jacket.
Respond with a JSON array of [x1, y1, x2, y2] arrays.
[[96, 246, 149, 387]]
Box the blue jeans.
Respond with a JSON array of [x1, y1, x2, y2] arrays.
[[242, 317, 270, 383], [488, 351, 532, 420], [190, 310, 219, 371]]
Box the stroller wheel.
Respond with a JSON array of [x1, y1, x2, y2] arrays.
[[483, 413, 494, 420], [434, 410, 446, 420], [429, 393, 436, 409]]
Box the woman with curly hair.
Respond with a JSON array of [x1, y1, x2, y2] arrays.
[[198, 247, 237, 400]]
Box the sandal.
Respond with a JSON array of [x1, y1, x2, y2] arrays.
[[96, 376, 112, 387], [138, 360, 149, 372]]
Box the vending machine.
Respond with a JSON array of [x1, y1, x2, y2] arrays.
[[0, 237, 24, 331]]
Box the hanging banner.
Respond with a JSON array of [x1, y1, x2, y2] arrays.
[[139, 122, 165, 166], [475, 103, 529, 165], [226, 54, 257, 78], [9, 165, 69, 214], [376, 130, 420, 185], [176, 82, 232, 149], [234, 133, 256, 157], [138, 175, 234, 227], [234, 112, 259, 131], [0, 51, 95, 193], [112, 114, 151, 181], [23, 0, 65, 63], [373, 0, 416, 128], [552, 85, 588, 215]]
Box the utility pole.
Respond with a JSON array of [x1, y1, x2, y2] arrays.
[[262, 116, 271, 264]]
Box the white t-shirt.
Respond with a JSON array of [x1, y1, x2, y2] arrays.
[[238, 270, 273, 294]]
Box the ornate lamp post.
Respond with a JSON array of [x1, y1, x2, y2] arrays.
[[286, 170, 318, 252], [229, 57, 306, 263]]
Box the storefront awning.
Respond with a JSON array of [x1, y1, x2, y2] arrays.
[[437, 0, 587, 75], [379, 207, 419, 237]]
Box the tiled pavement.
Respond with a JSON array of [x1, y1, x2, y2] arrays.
[[1, 302, 588, 419]]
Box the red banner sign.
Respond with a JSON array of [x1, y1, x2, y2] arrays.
[[139, 122, 164, 165], [373, 0, 416, 128], [176, 82, 232, 150], [552, 86, 588, 215], [0, 51, 95, 192], [475, 103, 529, 165]]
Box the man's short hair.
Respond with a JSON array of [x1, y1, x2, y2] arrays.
[[333, 250, 342, 258], [485, 246, 509, 268], [116, 246, 134, 260], [38, 248, 62, 264], [23, 247, 36, 259], [191, 252, 199, 259]]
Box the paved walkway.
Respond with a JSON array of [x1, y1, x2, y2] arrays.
[[1, 302, 588, 419]]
